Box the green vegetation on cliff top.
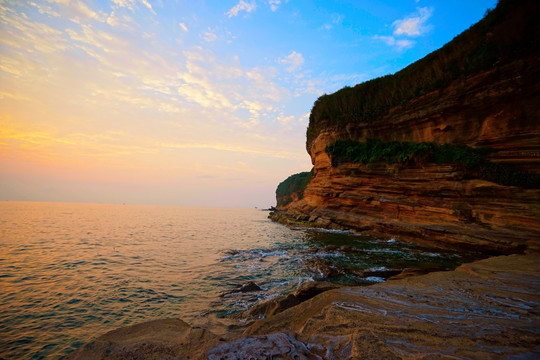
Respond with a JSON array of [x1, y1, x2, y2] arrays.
[[307, 0, 540, 150], [326, 138, 540, 188], [276, 170, 313, 207], [276, 0, 539, 207]]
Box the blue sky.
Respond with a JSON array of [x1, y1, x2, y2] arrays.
[[0, 0, 496, 207]]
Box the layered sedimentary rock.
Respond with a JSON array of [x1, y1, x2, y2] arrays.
[[276, 157, 540, 252], [235, 254, 540, 359], [66, 318, 220, 359], [70, 254, 540, 359], [275, 0, 540, 253]]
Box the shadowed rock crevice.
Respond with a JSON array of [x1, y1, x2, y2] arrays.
[[238, 281, 343, 320]]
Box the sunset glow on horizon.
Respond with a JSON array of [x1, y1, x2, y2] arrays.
[[0, 0, 496, 207]]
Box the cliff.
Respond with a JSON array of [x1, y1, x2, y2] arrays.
[[274, 0, 540, 253]]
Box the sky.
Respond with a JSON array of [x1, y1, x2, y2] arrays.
[[0, 0, 497, 208]]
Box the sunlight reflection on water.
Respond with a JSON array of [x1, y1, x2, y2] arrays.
[[0, 201, 481, 359]]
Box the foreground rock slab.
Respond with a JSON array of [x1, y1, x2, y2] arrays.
[[240, 254, 540, 359], [66, 318, 220, 359], [69, 254, 540, 359], [241, 281, 343, 319]]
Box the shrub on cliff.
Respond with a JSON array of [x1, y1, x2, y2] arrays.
[[326, 139, 490, 167], [276, 170, 314, 207], [326, 139, 540, 188]]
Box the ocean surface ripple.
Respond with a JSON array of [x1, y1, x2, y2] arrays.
[[0, 202, 482, 359]]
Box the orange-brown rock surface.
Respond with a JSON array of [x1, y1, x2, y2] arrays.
[[235, 253, 540, 359], [68, 254, 540, 359], [275, 157, 540, 252], [275, 1, 540, 253], [65, 318, 220, 359]]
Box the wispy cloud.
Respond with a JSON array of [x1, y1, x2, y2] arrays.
[[278, 51, 304, 72], [321, 13, 344, 31], [46, 0, 105, 21], [374, 7, 433, 51], [29, 2, 60, 17], [140, 0, 156, 14], [111, 0, 156, 15], [159, 141, 304, 160], [227, 0, 256, 18], [106, 11, 134, 28], [373, 35, 414, 50], [321, 13, 345, 30], [0, 0, 318, 205], [201, 28, 217, 42], [0, 5, 68, 56], [332, 13, 344, 24], [392, 7, 433, 36], [268, 0, 281, 11], [320, 24, 332, 31]]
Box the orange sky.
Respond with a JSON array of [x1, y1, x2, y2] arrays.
[[0, 0, 495, 207], [0, 1, 314, 207]]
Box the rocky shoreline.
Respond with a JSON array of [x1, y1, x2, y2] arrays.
[[67, 2, 540, 357], [274, 0, 540, 255], [268, 209, 536, 255], [67, 252, 540, 359]]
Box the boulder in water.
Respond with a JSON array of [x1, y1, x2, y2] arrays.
[[220, 281, 262, 297], [239, 281, 262, 292], [304, 258, 343, 278]]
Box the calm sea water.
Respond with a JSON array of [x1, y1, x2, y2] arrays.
[[0, 201, 482, 359]]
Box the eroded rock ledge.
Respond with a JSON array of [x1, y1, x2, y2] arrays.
[[274, 0, 540, 254], [276, 55, 540, 253], [68, 254, 540, 359]]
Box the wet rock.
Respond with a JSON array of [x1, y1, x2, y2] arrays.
[[358, 268, 403, 278], [220, 281, 262, 297], [239, 281, 262, 292], [388, 266, 448, 280], [245, 294, 299, 319], [304, 258, 343, 278], [70, 255, 540, 359], [208, 332, 365, 360], [244, 254, 540, 359], [243, 282, 343, 320], [299, 247, 319, 254], [207, 333, 321, 360], [65, 318, 219, 360], [293, 281, 342, 303], [222, 249, 240, 257], [339, 245, 357, 253], [322, 244, 338, 252]]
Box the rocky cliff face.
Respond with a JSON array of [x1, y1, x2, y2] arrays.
[[275, 0, 540, 253]]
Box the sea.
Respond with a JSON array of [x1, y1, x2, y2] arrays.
[[0, 201, 483, 359]]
